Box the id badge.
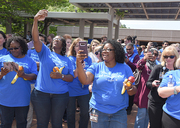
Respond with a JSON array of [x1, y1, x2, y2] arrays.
[[90, 109, 98, 123]]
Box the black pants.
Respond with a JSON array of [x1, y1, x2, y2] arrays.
[[162, 111, 180, 128], [148, 100, 165, 128], [126, 95, 134, 112]]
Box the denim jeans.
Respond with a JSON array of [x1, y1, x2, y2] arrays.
[[31, 88, 69, 128], [134, 108, 149, 128], [91, 108, 127, 128], [0, 104, 29, 128], [67, 94, 90, 128]]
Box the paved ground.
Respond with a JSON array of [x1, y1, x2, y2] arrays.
[[9, 104, 138, 128]]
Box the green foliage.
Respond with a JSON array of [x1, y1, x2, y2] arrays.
[[0, 0, 69, 35], [120, 24, 127, 28], [116, 10, 128, 19], [47, 3, 85, 13], [0, 24, 6, 32], [48, 25, 57, 36]]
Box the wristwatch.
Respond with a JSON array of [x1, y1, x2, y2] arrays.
[[62, 74, 64, 79], [174, 87, 178, 95]]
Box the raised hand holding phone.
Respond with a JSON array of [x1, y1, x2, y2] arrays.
[[79, 41, 88, 56], [34, 9, 48, 21], [144, 51, 153, 60]]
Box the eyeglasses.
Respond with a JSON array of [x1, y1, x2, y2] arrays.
[[163, 55, 175, 59], [8, 47, 20, 51], [102, 49, 114, 52], [40, 39, 45, 42], [126, 48, 132, 51], [53, 38, 61, 41]]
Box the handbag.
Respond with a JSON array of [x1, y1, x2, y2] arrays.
[[133, 69, 142, 88]]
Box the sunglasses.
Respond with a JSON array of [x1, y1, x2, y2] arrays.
[[95, 51, 99, 55], [8, 47, 20, 51], [126, 48, 132, 51], [153, 53, 158, 56], [163, 55, 175, 59]]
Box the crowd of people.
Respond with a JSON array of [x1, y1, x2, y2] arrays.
[[0, 9, 180, 128]]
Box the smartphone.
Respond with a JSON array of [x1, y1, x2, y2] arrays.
[[79, 41, 88, 56], [156, 82, 160, 85]]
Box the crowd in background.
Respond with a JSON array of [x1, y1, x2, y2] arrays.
[[0, 9, 180, 128]]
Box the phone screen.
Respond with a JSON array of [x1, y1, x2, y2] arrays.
[[156, 82, 160, 85], [79, 41, 88, 56]]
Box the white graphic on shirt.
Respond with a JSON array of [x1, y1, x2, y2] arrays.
[[99, 71, 124, 82]]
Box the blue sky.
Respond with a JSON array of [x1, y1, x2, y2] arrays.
[[120, 20, 180, 30]]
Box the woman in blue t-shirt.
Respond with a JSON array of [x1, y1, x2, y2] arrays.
[[77, 40, 137, 128], [158, 57, 180, 128], [0, 36, 37, 128], [31, 9, 74, 128], [0, 31, 9, 57], [67, 38, 92, 128]]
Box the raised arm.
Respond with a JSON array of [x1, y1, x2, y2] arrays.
[[76, 50, 94, 85], [32, 9, 48, 53]]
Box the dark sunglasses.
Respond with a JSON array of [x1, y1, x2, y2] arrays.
[[126, 48, 132, 51], [8, 47, 20, 51], [153, 53, 158, 56], [95, 51, 99, 55], [163, 55, 175, 59]]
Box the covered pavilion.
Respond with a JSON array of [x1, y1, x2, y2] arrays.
[[69, 0, 180, 40]]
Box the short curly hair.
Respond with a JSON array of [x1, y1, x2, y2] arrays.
[[6, 36, 28, 55], [101, 40, 125, 63]]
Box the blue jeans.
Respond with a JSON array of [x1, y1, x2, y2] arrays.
[[0, 104, 29, 128], [67, 94, 90, 128], [134, 108, 149, 128], [91, 108, 127, 128], [31, 88, 69, 128]]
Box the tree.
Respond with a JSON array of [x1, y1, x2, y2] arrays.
[[0, 0, 69, 35]]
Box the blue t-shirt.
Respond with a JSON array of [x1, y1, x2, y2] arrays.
[[35, 44, 74, 94], [0, 48, 9, 57], [0, 54, 37, 107], [87, 62, 133, 114], [159, 48, 163, 53], [27, 49, 40, 62], [68, 56, 92, 97], [160, 70, 180, 120]]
